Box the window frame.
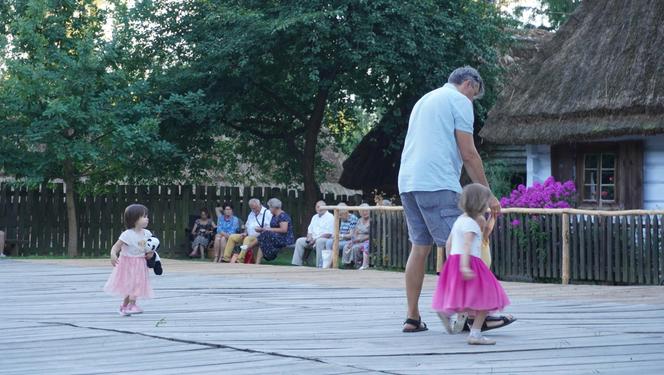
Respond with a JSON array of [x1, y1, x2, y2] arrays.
[[575, 143, 620, 209]]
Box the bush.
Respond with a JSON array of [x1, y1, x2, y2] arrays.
[[500, 176, 576, 209]]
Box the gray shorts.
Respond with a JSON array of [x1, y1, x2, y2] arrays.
[[400, 190, 461, 246]]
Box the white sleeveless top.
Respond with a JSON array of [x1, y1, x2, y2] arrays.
[[449, 215, 482, 258]]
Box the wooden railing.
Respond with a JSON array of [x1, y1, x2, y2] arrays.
[[323, 205, 664, 285]]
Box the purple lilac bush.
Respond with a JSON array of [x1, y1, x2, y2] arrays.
[[501, 177, 576, 210]]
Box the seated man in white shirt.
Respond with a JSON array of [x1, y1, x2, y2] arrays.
[[292, 200, 334, 267], [225, 198, 273, 263]]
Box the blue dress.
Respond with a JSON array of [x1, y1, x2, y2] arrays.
[[258, 211, 295, 261]]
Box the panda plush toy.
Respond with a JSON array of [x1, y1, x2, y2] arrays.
[[145, 236, 163, 275]]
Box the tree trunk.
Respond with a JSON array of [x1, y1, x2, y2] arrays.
[[64, 166, 78, 257], [300, 87, 329, 234]]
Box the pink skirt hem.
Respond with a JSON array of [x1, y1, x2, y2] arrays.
[[103, 255, 154, 299], [432, 254, 509, 315]]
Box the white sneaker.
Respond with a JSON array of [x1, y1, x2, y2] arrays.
[[452, 313, 469, 334], [358, 265, 369, 270], [0, 253, 6, 258], [468, 335, 496, 345], [437, 312, 453, 334]]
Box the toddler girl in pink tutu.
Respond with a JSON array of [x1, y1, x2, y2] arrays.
[[432, 183, 510, 345], [104, 204, 155, 316]]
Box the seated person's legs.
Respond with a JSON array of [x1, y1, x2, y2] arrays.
[[235, 235, 257, 263], [256, 248, 264, 264], [314, 237, 327, 268], [0, 230, 5, 257], [223, 234, 243, 262], [291, 237, 312, 266], [213, 234, 224, 262]]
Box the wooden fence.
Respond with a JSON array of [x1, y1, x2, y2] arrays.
[[324, 205, 664, 286], [0, 183, 362, 258]]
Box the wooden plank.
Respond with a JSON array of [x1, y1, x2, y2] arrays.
[[656, 215, 663, 285], [622, 215, 629, 283], [645, 215, 652, 284], [593, 215, 600, 281], [580, 214, 587, 280], [525, 215, 532, 279], [652, 215, 660, 285], [606, 216, 614, 283], [552, 214, 558, 279], [568, 214, 576, 281], [629, 215, 636, 283], [499, 215, 507, 279]]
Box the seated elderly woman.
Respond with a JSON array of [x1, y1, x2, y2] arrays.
[[323, 203, 357, 266], [254, 198, 295, 264], [341, 203, 371, 270]]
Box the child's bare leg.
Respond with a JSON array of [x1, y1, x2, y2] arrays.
[[123, 296, 131, 307], [468, 311, 495, 345]]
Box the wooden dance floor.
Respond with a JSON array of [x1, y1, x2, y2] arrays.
[[1, 258, 663, 374]]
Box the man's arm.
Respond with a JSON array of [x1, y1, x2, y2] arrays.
[[455, 130, 489, 187], [455, 130, 501, 214]]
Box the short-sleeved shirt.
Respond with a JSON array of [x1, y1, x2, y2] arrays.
[[398, 83, 475, 194], [119, 229, 152, 257], [246, 207, 273, 237], [339, 214, 358, 236], [449, 215, 482, 258], [217, 215, 241, 235], [307, 211, 335, 239]]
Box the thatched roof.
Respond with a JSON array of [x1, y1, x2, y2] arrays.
[[481, 0, 664, 144]]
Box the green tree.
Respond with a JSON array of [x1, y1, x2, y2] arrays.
[[510, 0, 581, 29], [0, 0, 175, 256], [124, 0, 511, 219]]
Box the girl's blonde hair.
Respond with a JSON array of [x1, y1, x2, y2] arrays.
[[459, 183, 492, 218]]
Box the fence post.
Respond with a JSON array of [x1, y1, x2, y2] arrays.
[[562, 213, 570, 285], [331, 209, 340, 268]]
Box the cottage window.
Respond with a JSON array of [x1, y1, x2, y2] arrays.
[[552, 141, 642, 209], [582, 153, 616, 203]]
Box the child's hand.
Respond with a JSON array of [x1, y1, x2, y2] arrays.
[[110, 252, 118, 267], [145, 250, 154, 259], [461, 266, 475, 280]]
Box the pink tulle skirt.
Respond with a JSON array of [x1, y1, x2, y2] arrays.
[[103, 255, 154, 299], [432, 254, 509, 315]]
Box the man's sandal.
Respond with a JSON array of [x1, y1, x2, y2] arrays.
[[464, 315, 516, 332], [402, 317, 428, 333]]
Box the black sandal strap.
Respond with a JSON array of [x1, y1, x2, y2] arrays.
[[404, 318, 422, 327]]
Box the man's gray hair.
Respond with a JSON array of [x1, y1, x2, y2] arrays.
[[267, 198, 282, 209], [448, 66, 484, 99], [248, 198, 261, 207]]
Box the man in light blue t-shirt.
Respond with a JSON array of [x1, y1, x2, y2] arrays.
[[398, 67, 502, 334]]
